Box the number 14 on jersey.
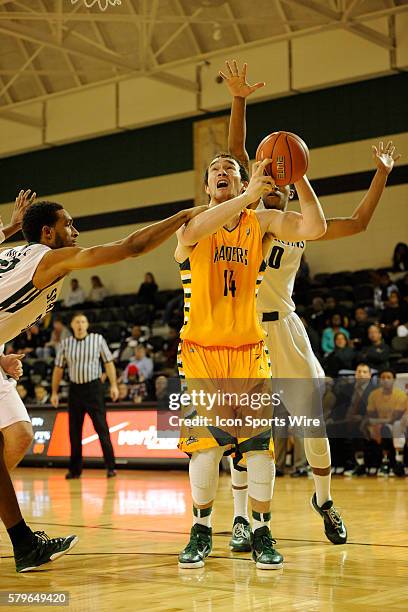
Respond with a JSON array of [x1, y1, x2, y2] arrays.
[[224, 269, 237, 297]]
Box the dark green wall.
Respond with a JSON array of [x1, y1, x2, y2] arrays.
[[0, 73, 406, 204]]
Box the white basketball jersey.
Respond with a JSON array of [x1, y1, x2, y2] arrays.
[[0, 243, 64, 345], [257, 237, 305, 314]]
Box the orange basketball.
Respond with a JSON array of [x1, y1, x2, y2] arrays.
[[255, 131, 309, 185]]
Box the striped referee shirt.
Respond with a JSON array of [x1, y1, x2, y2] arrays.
[[55, 333, 113, 384]]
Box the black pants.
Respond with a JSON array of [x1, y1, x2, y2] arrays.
[[68, 380, 115, 475]]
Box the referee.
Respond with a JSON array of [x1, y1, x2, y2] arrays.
[[51, 312, 119, 479]]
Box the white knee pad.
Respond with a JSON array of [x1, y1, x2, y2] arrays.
[[229, 456, 248, 487], [189, 446, 224, 505], [304, 437, 331, 469], [246, 451, 275, 502]]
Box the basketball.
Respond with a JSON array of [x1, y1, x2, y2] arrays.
[[255, 131, 310, 185]]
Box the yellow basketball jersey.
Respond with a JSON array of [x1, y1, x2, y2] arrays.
[[179, 208, 266, 348]]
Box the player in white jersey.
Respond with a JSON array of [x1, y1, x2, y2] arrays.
[[0, 195, 204, 572], [220, 60, 401, 551]]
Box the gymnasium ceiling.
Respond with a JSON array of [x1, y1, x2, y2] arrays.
[[0, 0, 407, 113]]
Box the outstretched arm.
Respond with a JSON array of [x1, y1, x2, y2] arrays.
[[219, 60, 265, 170], [317, 141, 401, 241], [0, 189, 36, 242], [34, 206, 206, 289], [257, 176, 327, 241]]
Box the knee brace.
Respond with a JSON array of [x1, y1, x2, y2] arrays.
[[304, 437, 331, 469], [246, 451, 275, 502], [189, 446, 224, 505]]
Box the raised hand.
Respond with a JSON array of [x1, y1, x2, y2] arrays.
[[11, 189, 36, 227], [219, 60, 265, 99], [372, 141, 401, 175]]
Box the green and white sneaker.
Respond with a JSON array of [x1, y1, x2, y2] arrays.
[[230, 516, 251, 552], [311, 493, 347, 544], [14, 531, 79, 573], [178, 524, 212, 569], [251, 526, 283, 570]]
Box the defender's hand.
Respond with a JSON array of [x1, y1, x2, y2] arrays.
[[372, 141, 401, 175], [219, 60, 265, 99], [184, 205, 209, 222]]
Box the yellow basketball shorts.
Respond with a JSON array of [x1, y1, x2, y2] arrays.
[[177, 340, 274, 465]]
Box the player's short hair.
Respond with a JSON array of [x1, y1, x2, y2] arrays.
[[22, 201, 63, 243], [70, 312, 87, 323], [378, 368, 396, 379], [204, 153, 249, 185]]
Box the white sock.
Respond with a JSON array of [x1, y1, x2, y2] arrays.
[[193, 506, 212, 528], [230, 458, 249, 520], [313, 473, 332, 507], [252, 510, 271, 532]]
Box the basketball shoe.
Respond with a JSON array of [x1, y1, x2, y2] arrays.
[[251, 526, 283, 570], [311, 493, 347, 544], [178, 524, 212, 568], [230, 516, 251, 552], [14, 531, 78, 573]]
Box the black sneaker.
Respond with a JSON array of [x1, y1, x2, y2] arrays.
[[251, 526, 283, 570], [351, 464, 366, 476], [378, 460, 391, 477], [178, 524, 212, 568], [65, 472, 80, 480], [229, 516, 251, 552], [14, 531, 79, 573], [392, 462, 405, 478], [311, 493, 347, 545], [107, 470, 117, 478]]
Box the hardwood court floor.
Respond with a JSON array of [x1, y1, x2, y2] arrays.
[[1, 468, 407, 611]]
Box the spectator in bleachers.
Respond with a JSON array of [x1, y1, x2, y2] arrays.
[[392, 242, 408, 272], [397, 273, 408, 300], [11, 324, 45, 356], [123, 346, 153, 381], [299, 315, 321, 358], [392, 323, 408, 356], [328, 363, 373, 474], [137, 272, 158, 306], [307, 297, 327, 334], [162, 327, 180, 371], [118, 383, 130, 402], [16, 383, 29, 403], [44, 317, 71, 355], [162, 291, 184, 327], [380, 290, 408, 340], [358, 324, 390, 371], [374, 272, 399, 310], [155, 375, 168, 402], [117, 325, 149, 363], [121, 364, 147, 403], [64, 278, 86, 308], [323, 332, 356, 377], [88, 275, 109, 304], [321, 314, 350, 355], [33, 384, 49, 405], [349, 307, 370, 350], [364, 368, 407, 476], [325, 295, 350, 320]]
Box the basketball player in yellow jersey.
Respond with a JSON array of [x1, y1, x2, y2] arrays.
[[176, 156, 326, 569]]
